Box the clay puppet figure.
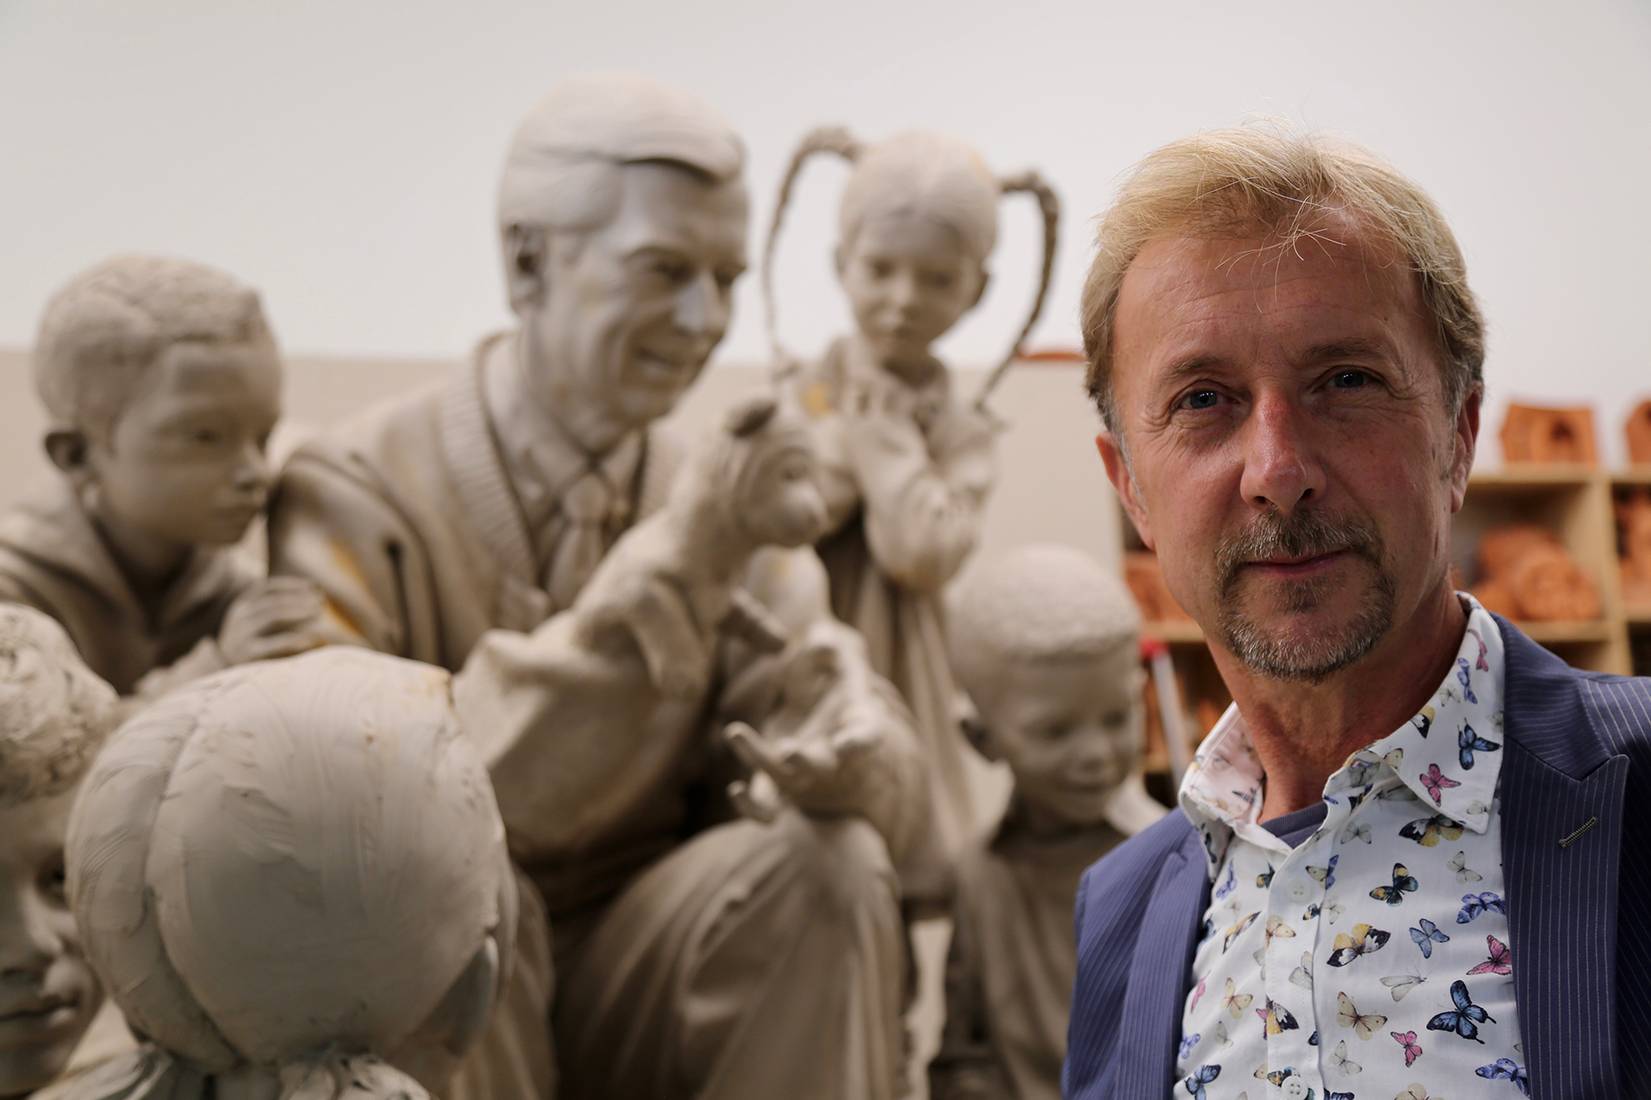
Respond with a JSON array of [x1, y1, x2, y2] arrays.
[[476, 393, 832, 862], [930, 544, 1161, 1100], [0, 606, 128, 1099], [40, 648, 516, 1100], [762, 127, 1060, 897], [0, 256, 325, 698]]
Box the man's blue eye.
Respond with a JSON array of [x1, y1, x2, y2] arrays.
[[1183, 390, 1221, 411], [1331, 369, 1369, 389]]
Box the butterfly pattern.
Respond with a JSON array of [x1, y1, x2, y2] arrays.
[[1175, 597, 1522, 1098]]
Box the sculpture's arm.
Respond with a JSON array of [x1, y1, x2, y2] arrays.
[[927, 881, 1011, 1100], [717, 548, 930, 864], [842, 405, 997, 592], [265, 451, 426, 657]]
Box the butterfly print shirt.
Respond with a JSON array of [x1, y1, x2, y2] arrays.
[[1175, 597, 1523, 1100]]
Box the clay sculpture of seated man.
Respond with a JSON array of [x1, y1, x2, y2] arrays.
[[0, 606, 128, 1098], [928, 544, 1163, 1100], [0, 256, 326, 699], [36, 648, 516, 1100]]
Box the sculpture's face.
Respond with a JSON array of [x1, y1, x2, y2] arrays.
[[981, 644, 1142, 828], [836, 210, 986, 368], [84, 339, 280, 550], [525, 161, 748, 434], [0, 789, 102, 1096], [734, 432, 829, 549], [1098, 227, 1477, 682]]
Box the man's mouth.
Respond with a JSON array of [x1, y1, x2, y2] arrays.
[[0, 993, 81, 1038], [635, 349, 694, 383], [1244, 549, 1350, 576]]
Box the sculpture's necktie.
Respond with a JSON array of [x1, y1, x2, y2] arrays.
[[545, 470, 612, 611]]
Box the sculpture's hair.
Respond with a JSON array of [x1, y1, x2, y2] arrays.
[[946, 544, 1140, 706], [1080, 122, 1484, 432], [65, 649, 513, 1088], [762, 127, 1059, 402], [33, 255, 275, 441], [0, 604, 118, 809], [497, 72, 744, 245]]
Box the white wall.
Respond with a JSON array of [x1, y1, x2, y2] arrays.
[[2, 0, 1649, 463]]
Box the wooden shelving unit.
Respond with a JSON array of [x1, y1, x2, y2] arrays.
[[1124, 465, 1651, 770]]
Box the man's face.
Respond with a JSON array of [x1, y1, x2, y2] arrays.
[[1098, 227, 1477, 682], [86, 339, 281, 550], [523, 162, 749, 434], [978, 645, 1143, 828], [0, 790, 103, 1096]]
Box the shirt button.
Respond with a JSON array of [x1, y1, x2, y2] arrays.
[[1287, 881, 1311, 902], [1280, 1076, 1309, 1100]]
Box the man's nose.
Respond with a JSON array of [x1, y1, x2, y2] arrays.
[[674, 270, 729, 341], [233, 442, 269, 494], [1238, 391, 1325, 517], [0, 887, 63, 981]]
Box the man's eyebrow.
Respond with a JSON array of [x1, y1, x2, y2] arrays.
[[1300, 337, 1391, 364], [1155, 355, 1228, 390]]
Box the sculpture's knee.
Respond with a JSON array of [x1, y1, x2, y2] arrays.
[[772, 808, 898, 923]]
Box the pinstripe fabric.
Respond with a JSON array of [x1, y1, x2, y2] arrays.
[[1064, 812, 1205, 1099], [1064, 616, 1651, 1100]]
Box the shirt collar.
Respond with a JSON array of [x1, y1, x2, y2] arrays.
[[1178, 593, 1508, 877]]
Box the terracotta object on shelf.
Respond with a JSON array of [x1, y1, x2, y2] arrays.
[[1499, 403, 1598, 466], [1627, 400, 1651, 466], [1123, 550, 1191, 622], [1618, 489, 1651, 612], [1473, 522, 1602, 621]]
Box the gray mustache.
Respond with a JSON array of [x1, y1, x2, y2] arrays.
[[1216, 511, 1383, 592]]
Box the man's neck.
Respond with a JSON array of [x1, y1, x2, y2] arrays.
[[507, 332, 629, 458], [1213, 583, 1467, 822]]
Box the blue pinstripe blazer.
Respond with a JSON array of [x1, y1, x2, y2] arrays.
[[1064, 617, 1651, 1100]]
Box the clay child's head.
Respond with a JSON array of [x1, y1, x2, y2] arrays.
[[764, 128, 1058, 385], [33, 255, 282, 582], [63, 648, 516, 1098], [949, 544, 1144, 834], [0, 606, 119, 1098]]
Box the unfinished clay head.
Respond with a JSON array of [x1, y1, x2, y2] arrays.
[[764, 127, 1058, 396], [0, 606, 119, 1098], [1498, 403, 1598, 466], [496, 73, 749, 446], [1627, 400, 1651, 466], [948, 544, 1148, 832], [61, 649, 514, 1099], [33, 256, 282, 568]]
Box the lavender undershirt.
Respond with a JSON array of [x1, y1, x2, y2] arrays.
[[1261, 801, 1330, 847]]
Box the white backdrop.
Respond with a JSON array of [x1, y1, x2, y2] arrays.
[[1, 0, 1649, 463]]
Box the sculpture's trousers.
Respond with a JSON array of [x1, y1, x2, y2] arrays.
[[551, 809, 906, 1100]]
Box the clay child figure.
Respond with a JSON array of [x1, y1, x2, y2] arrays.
[[40, 648, 518, 1100], [0, 606, 127, 1098], [762, 128, 1059, 898], [929, 544, 1163, 1100], [0, 256, 326, 698]]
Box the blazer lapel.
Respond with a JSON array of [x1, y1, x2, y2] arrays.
[[1498, 618, 1628, 1100], [1115, 829, 1208, 1097]]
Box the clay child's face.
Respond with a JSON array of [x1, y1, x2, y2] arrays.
[[977, 641, 1143, 830], [836, 211, 986, 371], [0, 789, 102, 1097], [85, 339, 281, 553]]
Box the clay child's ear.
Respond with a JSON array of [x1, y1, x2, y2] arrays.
[[43, 428, 95, 495]]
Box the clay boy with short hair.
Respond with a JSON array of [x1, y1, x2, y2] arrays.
[[0, 605, 127, 1098], [0, 255, 325, 698], [929, 543, 1162, 1100]]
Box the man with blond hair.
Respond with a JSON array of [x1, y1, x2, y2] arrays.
[[1063, 127, 1651, 1100]]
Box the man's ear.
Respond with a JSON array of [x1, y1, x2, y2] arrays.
[[1448, 386, 1482, 513], [502, 224, 549, 316], [44, 429, 95, 491], [1096, 431, 1153, 550]]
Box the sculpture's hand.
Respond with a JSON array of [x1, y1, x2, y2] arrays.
[[218, 576, 331, 665], [723, 710, 885, 821]]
